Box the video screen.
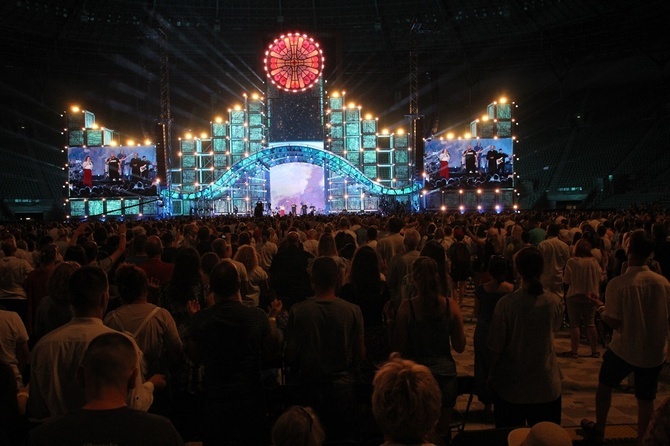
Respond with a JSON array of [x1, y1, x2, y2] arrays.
[[423, 138, 514, 189], [270, 163, 325, 214], [68, 145, 159, 197], [269, 91, 323, 142]]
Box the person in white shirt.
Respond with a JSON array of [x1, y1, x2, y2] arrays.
[[29, 266, 164, 421], [581, 230, 670, 443]]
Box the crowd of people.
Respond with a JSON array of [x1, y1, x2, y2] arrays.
[[0, 208, 669, 445]]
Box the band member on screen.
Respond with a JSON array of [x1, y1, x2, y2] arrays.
[[118, 149, 128, 178], [129, 153, 143, 181], [439, 148, 450, 179], [82, 156, 94, 187], [463, 145, 477, 174], [486, 146, 498, 174], [140, 156, 151, 181], [106, 152, 120, 181], [497, 148, 509, 175], [474, 141, 484, 172]]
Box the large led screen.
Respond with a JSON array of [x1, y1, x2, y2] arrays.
[[270, 163, 325, 213], [423, 138, 514, 189], [68, 145, 159, 197]]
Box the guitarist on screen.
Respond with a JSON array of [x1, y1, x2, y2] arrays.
[[140, 156, 152, 182]]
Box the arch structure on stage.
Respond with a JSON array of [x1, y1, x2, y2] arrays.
[[165, 144, 418, 201]]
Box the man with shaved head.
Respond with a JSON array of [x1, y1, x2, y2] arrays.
[[28, 332, 183, 445]]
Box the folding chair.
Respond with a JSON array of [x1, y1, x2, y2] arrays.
[[449, 375, 476, 434]]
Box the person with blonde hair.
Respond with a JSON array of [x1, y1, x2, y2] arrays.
[[234, 245, 269, 307], [372, 354, 442, 445], [272, 406, 325, 446]]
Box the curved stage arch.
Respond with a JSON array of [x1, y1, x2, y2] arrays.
[[166, 144, 419, 201]]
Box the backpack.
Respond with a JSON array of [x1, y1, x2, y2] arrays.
[[109, 306, 160, 379], [454, 241, 471, 264]]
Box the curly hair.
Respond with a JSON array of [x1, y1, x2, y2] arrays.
[[372, 354, 441, 444]]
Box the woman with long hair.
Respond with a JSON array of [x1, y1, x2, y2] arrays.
[[340, 245, 390, 379], [390, 256, 466, 437], [560, 239, 602, 358], [316, 232, 348, 282], [234, 245, 269, 307], [420, 240, 451, 297], [473, 256, 513, 418], [489, 247, 564, 428], [81, 156, 93, 187]]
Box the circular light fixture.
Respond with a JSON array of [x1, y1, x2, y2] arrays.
[[264, 33, 324, 92]]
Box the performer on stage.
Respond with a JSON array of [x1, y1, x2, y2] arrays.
[[474, 141, 484, 172], [129, 153, 143, 182], [497, 148, 509, 175], [486, 145, 498, 175], [118, 149, 128, 179], [106, 152, 120, 182], [438, 148, 450, 179], [140, 156, 151, 182], [81, 156, 94, 187], [463, 145, 477, 174]]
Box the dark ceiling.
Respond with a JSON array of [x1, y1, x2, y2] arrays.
[[0, 0, 667, 141]]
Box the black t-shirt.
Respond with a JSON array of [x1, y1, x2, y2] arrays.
[[190, 301, 270, 397], [28, 407, 183, 446], [107, 156, 120, 171]]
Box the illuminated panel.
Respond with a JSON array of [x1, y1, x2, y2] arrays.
[[70, 200, 86, 217], [264, 33, 324, 92], [69, 130, 84, 146], [142, 199, 158, 215], [88, 199, 104, 216], [106, 199, 122, 216], [85, 130, 103, 146], [124, 198, 140, 215]]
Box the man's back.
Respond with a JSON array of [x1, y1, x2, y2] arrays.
[[28, 407, 183, 446], [604, 266, 670, 368], [29, 318, 114, 420], [538, 237, 570, 294], [286, 298, 364, 383]]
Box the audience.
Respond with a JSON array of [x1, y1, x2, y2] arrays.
[[272, 405, 325, 446], [29, 266, 159, 421], [0, 209, 667, 443], [372, 354, 442, 445], [582, 229, 670, 443], [27, 332, 183, 446], [489, 247, 564, 428], [189, 260, 281, 445], [285, 256, 365, 441], [390, 256, 466, 438]]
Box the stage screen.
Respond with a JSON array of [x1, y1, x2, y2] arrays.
[[268, 90, 322, 142], [68, 145, 159, 197], [270, 163, 325, 213], [423, 138, 514, 189]]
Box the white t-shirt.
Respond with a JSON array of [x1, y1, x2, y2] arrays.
[[0, 309, 29, 387], [604, 266, 670, 368]]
